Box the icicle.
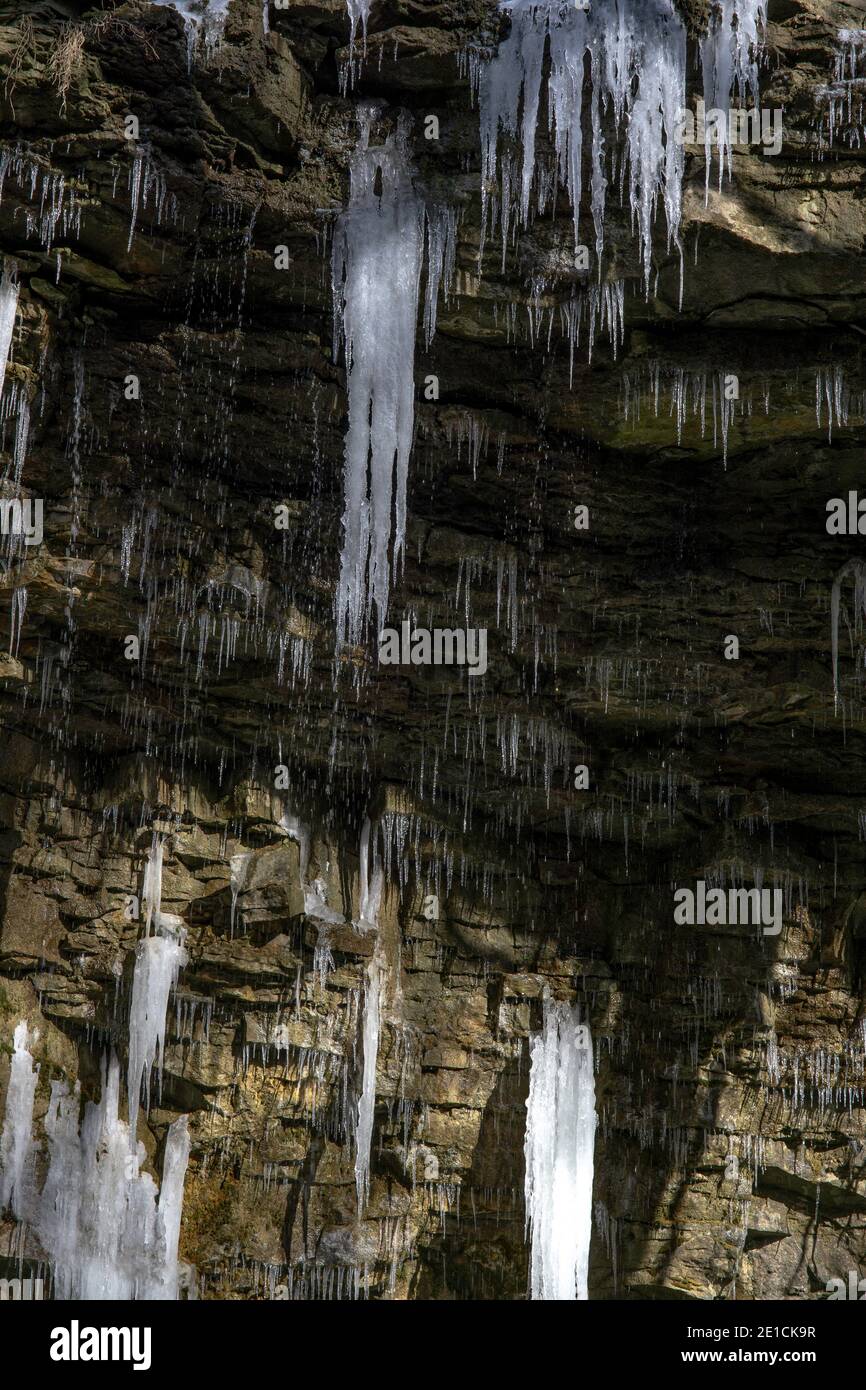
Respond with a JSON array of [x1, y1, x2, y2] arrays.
[[156, 1115, 191, 1299], [229, 850, 251, 935], [0, 259, 19, 402], [831, 560, 866, 713], [142, 832, 164, 934], [0, 1021, 39, 1220], [357, 815, 383, 931], [127, 927, 188, 1141], [524, 997, 596, 1300], [354, 818, 384, 1212], [346, 0, 371, 48], [332, 115, 426, 649], [355, 954, 382, 1212]]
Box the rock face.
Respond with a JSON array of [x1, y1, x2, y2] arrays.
[[0, 0, 865, 1301]]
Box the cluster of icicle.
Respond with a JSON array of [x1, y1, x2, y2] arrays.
[[150, 0, 232, 69], [816, 364, 865, 443], [621, 362, 754, 467], [478, 0, 687, 287], [831, 560, 866, 714], [346, 0, 371, 49], [0, 146, 85, 259], [0, 143, 176, 269], [816, 29, 866, 151], [477, 0, 766, 284], [524, 996, 596, 1300], [280, 803, 384, 1211], [701, 0, 767, 191], [0, 836, 191, 1299], [331, 112, 455, 649]]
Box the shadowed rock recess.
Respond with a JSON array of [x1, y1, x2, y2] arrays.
[[0, 0, 865, 1304]]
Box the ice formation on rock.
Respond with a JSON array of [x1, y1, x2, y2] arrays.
[[0, 1021, 38, 1220], [354, 954, 382, 1211], [0, 258, 19, 402], [0, 1029, 191, 1299], [830, 560, 866, 713], [150, 0, 231, 68], [354, 817, 384, 1211], [817, 30, 866, 149], [127, 929, 188, 1142], [524, 997, 596, 1299], [38, 1057, 190, 1299], [478, 0, 687, 288], [332, 116, 454, 649], [332, 120, 423, 649], [346, 0, 372, 48], [701, 0, 767, 190]]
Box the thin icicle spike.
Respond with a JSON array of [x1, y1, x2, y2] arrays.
[[524, 997, 596, 1299], [355, 954, 382, 1212], [479, 0, 687, 289], [0, 259, 19, 402], [701, 0, 767, 192], [0, 1020, 39, 1220], [142, 831, 163, 934], [354, 817, 384, 1212]]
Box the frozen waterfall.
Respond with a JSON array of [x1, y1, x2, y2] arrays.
[[38, 1056, 190, 1300], [524, 997, 597, 1300], [0, 1029, 191, 1299]]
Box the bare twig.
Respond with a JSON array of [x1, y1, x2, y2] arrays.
[[4, 16, 35, 119], [46, 21, 85, 117]]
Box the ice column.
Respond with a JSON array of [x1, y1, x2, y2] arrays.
[[229, 850, 251, 936], [479, 0, 687, 286], [332, 120, 425, 649], [0, 259, 19, 402], [524, 997, 597, 1300], [128, 833, 188, 1139], [127, 929, 188, 1142], [0, 1021, 38, 1220], [332, 115, 455, 650]]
